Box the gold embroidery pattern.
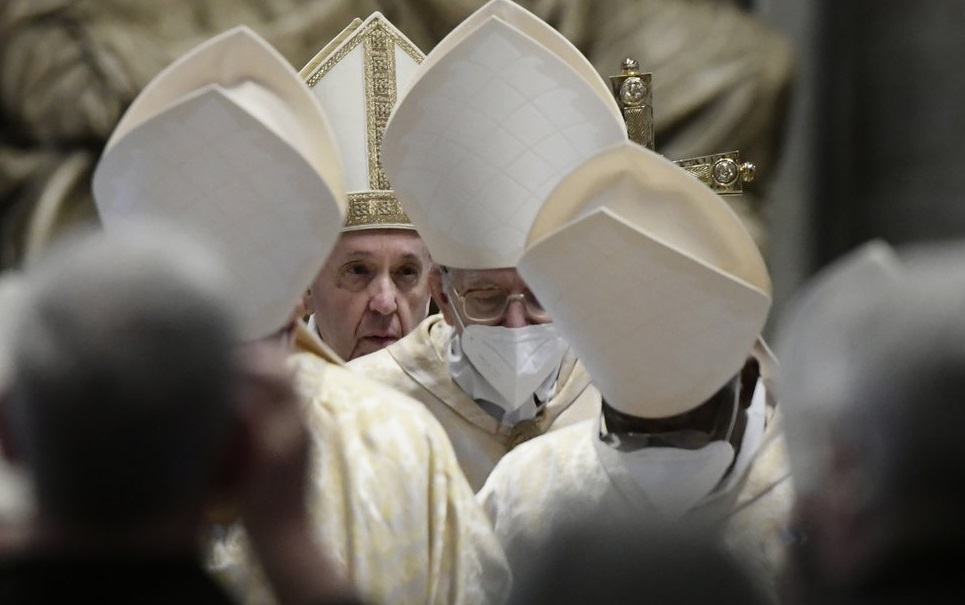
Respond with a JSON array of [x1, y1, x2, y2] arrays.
[[344, 191, 413, 230], [301, 18, 424, 229], [300, 18, 363, 83], [674, 151, 748, 196], [508, 419, 544, 450], [364, 26, 395, 191], [303, 19, 422, 87]]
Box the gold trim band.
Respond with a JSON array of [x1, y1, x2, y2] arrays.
[[364, 25, 395, 191], [343, 191, 414, 231]]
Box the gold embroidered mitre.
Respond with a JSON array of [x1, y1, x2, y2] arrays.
[[301, 13, 423, 231]]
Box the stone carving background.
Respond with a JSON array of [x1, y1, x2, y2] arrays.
[[0, 0, 792, 267]]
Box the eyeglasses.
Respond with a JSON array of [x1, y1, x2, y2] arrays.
[[448, 286, 551, 324]]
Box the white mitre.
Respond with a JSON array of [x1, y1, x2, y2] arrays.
[[380, 0, 627, 269], [93, 27, 346, 341], [518, 141, 771, 418], [301, 12, 423, 231]]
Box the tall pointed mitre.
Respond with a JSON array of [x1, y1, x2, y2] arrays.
[[517, 141, 772, 418], [300, 13, 423, 231], [381, 0, 628, 269], [92, 26, 347, 341]]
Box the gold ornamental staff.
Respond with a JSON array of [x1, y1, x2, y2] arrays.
[[610, 57, 757, 196]]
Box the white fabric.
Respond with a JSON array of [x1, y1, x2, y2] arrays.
[[380, 1, 626, 269], [311, 40, 369, 193], [449, 322, 567, 422], [518, 143, 770, 418], [420, 1, 620, 119], [611, 440, 735, 520], [718, 376, 767, 493], [593, 374, 766, 520], [347, 314, 600, 490], [211, 326, 512, 605], [301, 12, 424, 197], [447, 333, 560, 426], [478, 377, 792, 596], [93, 27, 346, 340]]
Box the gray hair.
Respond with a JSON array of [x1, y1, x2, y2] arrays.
[[6, 225, 238, 527], [775, 240, 901, 495], [777, 239, 965, 514]]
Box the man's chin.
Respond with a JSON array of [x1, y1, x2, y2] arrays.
[[352, 336, 398, 359]]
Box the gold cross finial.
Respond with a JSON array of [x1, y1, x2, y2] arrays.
[[609, 57, 654, 150], [609, 58, 756, 195]]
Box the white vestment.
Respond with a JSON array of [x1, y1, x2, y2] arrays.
[[478, 366, 794, 598], [212, 323, 512, 605], [348, 314, 601, 491]]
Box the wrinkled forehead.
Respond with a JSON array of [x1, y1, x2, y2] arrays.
[[330, 229, 430, 262], [448, 267, 528, 291]]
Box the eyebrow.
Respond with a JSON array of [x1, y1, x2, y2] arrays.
[[342, 251, 426, 265], [395, 253, 426, 265], [461, 277, 502, 290], [343, 251, 376, 260]]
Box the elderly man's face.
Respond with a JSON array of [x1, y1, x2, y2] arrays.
[[430, 267, 551, 332], [306, 229, 431, 360]]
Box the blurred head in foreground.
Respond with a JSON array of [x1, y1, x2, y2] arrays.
[[508, 520, 769, 605], [0, 226, 238, 537], [777, 240, 965, 603]]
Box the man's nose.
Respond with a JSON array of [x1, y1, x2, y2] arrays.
[[500, 298, 529, 328], [368, 276, 399, 315]]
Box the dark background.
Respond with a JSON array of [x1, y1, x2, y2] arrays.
[[758, 0, 965, 330]]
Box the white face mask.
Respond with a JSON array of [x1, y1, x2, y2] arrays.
[[617, 441, 736, 520], [449, 322, 568, 422]]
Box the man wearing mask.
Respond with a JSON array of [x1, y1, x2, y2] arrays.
[[91, 26, 510, 605], [348, 0, 628, 489], [299, 14, 433, 362], [477, 141, 793, 599]]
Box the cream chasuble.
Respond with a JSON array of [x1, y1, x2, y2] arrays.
[[212, 324, 511, 605], [88, 23, 510, 605], [477, 371, 793, 600], [348, 314, 601, 491]]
